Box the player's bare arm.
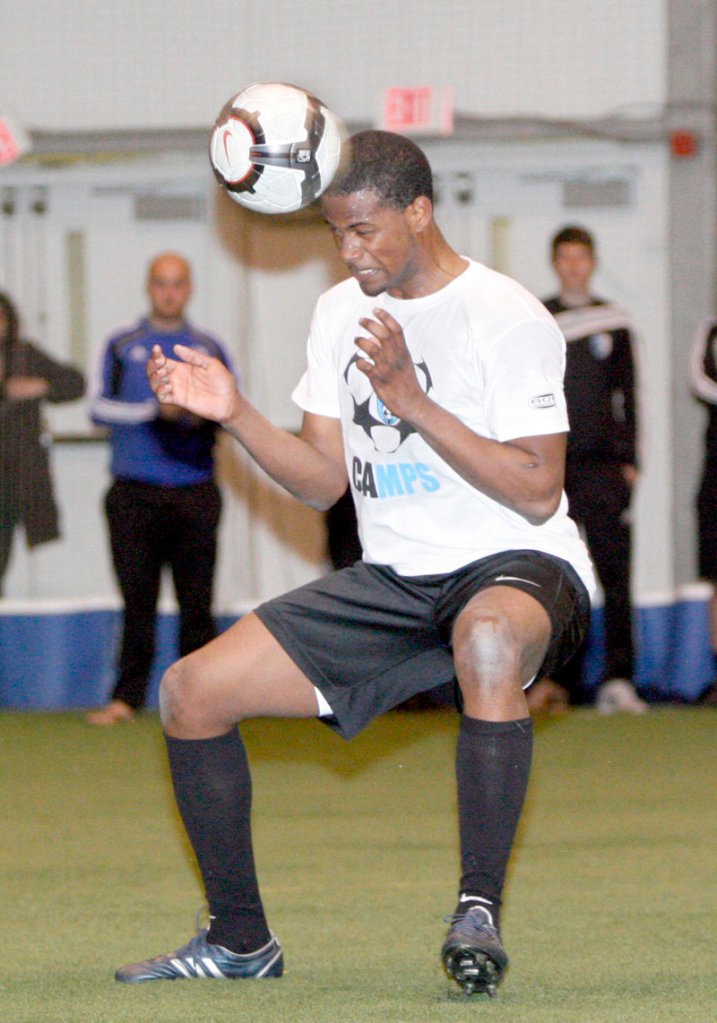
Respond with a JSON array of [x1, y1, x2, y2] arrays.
[[355, 309, 565, 524], [148, 343, 347, 509]]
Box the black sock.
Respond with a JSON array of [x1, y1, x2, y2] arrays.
[[165, 729, 271, 954], [455, 715, 533, 932]]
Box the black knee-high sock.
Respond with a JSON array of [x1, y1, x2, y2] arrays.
[[165, 728, 271, 953], [455, 715, 533, 931]]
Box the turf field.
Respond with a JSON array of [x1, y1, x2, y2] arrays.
[[1, 707, 715, 1022]]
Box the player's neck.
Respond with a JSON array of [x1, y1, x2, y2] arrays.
[[388, 241, 467, 300], [149, 314, 185, 332], [558, 287, 592, 308]]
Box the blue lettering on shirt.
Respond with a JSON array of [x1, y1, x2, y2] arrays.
[[353, 458, 441, 497]]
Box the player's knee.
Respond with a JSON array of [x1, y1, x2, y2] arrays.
[[158, 655, 205, 731], [454, 610, 522, 680]]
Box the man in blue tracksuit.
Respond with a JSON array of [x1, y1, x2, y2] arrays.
[[86, 252, 234, 724]]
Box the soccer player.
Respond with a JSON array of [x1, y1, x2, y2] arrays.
[[536, 226, 646, 714], [115, 131, 594, 996]]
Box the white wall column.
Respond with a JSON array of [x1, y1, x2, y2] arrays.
[[667, 0, 717, 585]]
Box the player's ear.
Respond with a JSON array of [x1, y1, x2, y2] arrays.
[[405, 195, 433, 234]]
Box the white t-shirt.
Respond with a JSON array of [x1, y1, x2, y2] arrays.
[[293, 259, 595, 592]]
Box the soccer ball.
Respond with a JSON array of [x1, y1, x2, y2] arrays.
[[209, 82, 346, 215]]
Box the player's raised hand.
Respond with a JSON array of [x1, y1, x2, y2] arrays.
[[147, 344, 240, 424], [354, 308, 428, 423]]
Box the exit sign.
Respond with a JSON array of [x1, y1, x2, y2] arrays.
[[382, 86, 454, 136], [0, 116, 30, 166]]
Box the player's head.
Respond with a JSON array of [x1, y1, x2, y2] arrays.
[[0, 291, 19, 348], [321, 132, 438, 297], [325, 130, 433, 209], [147, 252, 193, 326], [551, 225, 595, 258], [550, 224, 596, 295]]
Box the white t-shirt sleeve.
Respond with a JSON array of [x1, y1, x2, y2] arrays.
[[483, 318, 569, 441], [291, 298, 341, 417]]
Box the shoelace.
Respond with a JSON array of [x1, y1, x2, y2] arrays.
[[443, 911, 498, 934], [172, 929, 212, 958], [195, 905, 211, 933]]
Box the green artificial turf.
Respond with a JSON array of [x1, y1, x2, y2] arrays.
[[1, 707, 715, 1022]]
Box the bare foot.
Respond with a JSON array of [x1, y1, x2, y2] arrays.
[[525, 678, 570, 716], [85, 699, 135, 726]]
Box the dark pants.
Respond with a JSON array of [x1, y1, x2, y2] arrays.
[[556, 459, 634, 694], [106, 478, 221, 709], [0, 497, 58, 595], [0, 511, 18, 594], [697, 456, 717, 581]]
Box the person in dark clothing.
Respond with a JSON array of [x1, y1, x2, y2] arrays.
[[689, 318, 717, 706], [325, 487, 362, 570], [85, 253, 234, 725], [528, 225, 646, 714], [0, 290, 85, 593]]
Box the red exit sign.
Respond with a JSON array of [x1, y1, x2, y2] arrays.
[[0, 116, 30, 166], [382, 86, 454, 136]]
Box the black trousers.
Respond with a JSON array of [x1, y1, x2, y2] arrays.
[[556, 459, 634, 694], [106, 477, 221, 709], [0, 509, 18, 594]]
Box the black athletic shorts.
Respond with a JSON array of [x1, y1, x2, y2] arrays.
[[255, 550, 591, 739], [697, 458, 717, 581]]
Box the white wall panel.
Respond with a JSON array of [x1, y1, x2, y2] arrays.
[[423, 138, 672, 603], [0, 137, 672, 607], [0, 155, 334, 607], [1, 1, 665, 132]]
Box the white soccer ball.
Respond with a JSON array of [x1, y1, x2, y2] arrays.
[[209, 82, 347, 215]]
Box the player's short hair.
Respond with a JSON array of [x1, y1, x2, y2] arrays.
[[326, 130, 433, 209], [0, 291, 19, 346], [551, 225, 595, 258]]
